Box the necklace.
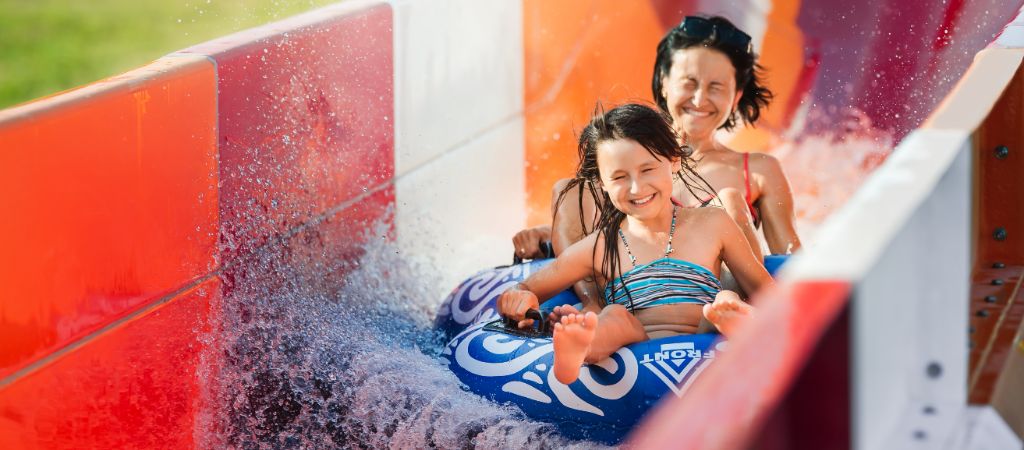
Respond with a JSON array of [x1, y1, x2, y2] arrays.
[[617, 205, 678, 268]]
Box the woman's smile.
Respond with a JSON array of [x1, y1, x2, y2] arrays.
[[682, 106, 714, 118]]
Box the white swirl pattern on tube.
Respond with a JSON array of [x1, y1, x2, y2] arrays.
[[451, 265, 530, 324], [576, 348, 638, 400], [454, 329, 554, 377]]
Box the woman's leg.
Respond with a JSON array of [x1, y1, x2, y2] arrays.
[[718, 187, 764, 262], [702, 290, 754, 337], [552, 304, 647, 384]]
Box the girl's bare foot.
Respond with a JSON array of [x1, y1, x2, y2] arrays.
[[703, 291, 753, 338], [548, 304, 581, 324], [552, 312, 598, 384]]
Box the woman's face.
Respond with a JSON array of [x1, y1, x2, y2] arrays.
[[660, 47, 742, 141], [597, 138, 680, 221]]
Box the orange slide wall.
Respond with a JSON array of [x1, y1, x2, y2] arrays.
[[0, 56, 219, 447]]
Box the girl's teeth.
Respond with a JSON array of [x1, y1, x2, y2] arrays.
[[632, 194, 654, 205]]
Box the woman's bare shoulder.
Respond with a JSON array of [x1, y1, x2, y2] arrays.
[[563, 229, 604, 258], [682, 204, 731, 225], [748, 152, 786, 179], [552, 177, 574, 193]]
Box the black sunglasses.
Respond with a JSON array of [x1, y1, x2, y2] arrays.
[[677, 16, 753, 54]]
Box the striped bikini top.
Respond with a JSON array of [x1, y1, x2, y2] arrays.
[[604, 207, 722, 310]]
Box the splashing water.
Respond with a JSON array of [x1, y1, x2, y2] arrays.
[[200, 216, 612, 449], [775, 107, 895, 242]]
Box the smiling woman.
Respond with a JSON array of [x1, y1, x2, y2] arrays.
[[0, 0, 335, 109]]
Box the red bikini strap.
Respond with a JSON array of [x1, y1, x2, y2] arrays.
[[743, 153, 752, 206]]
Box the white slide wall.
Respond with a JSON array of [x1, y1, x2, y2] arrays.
[[391, 0, 526, 295], [784, 129, 972, 449]]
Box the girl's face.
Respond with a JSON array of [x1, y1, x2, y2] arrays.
[[660, 47, 742, 140], [596, 138, 680, 221]]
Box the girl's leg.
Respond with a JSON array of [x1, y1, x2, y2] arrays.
[[552, 304, 647, 384]]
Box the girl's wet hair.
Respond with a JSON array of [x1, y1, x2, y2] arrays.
[[651, 15, 774, 131], [555, 103, 714, 309]]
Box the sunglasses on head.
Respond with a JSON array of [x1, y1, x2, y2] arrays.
[[677, 16, 753, 54]]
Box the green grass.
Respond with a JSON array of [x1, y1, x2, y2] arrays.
[[0, 0, 337, 109]]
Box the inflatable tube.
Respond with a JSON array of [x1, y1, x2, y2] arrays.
[[435, 255, 788, 443], [440, 319, 722, 444]]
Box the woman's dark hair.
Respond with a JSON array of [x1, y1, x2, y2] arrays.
[[554, 103, 713, 309], [651, 16, 773, 131]]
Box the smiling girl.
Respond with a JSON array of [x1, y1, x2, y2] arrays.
[[498, 104, 772, 385]]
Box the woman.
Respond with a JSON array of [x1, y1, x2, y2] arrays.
[[512, 16, 801, 311]]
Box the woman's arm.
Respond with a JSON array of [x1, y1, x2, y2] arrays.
[[752, 154, 802, 254], [510, 175, 568, 260], [714, 209, 773, 296], [512, 225, 551, 260]]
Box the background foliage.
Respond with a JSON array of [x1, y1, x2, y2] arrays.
[[0, 0, 335, 108]]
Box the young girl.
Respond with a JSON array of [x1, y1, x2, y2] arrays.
[[498, 103, 772, 385]]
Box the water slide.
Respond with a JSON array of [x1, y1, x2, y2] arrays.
[[1, 0, 1022, 448]]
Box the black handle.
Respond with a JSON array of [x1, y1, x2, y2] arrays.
[[503, 308, 545, 334], [512, 240, 556, 265]]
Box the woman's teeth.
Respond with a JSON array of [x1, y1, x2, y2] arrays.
[[684, 108, 713, 117]]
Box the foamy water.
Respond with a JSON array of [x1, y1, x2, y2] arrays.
[[775, 109, 894, 243], [201, 219, 612, 449]]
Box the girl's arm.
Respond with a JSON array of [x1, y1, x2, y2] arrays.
[[498, 233, 602, 327], [714, 209, 773, 296], [752, 154, 802, 254], [550, 179, 604, 314]]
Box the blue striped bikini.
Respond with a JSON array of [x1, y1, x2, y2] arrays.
[[604, 207, 722, 310]]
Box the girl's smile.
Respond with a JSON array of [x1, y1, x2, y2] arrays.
[[596, 138, 681, 221], [630, 193, 656, 206]]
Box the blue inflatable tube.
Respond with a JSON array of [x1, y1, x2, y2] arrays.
[[441, 318, 722, 443], [434, 259, 578, 339], [435, 255, 789, 444]]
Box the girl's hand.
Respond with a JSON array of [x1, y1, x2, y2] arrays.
[[498, 286, 541, 329]]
